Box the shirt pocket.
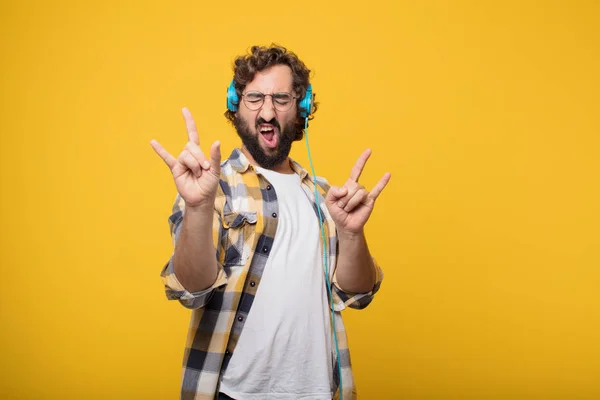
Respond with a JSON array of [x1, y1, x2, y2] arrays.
[[222, 211, 258, 268]]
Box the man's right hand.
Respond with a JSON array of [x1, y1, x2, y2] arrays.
[[150, 108, 222, 208]]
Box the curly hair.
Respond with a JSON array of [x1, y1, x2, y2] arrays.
[[224, 44, 319, 141]]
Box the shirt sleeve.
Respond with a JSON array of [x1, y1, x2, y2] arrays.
[[331, 257, 384, 311], [159, 194, 228, 310]]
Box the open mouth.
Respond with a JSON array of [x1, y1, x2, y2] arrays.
[[259, 124, 279, 149]]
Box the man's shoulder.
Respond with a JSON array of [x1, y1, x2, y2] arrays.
[[314, 175, 331, 192], [289, 158, 331, 188], [219, 147, 247, 174]]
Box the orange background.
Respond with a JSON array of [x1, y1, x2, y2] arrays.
[[1, 1, 599, 399]]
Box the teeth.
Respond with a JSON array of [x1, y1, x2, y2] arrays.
[[260, 126, 274, 132]]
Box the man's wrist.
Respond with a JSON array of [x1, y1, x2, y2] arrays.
[[184, 201, 214, 215], [337, 228, 365, 241], [182, 201, 215, 228]]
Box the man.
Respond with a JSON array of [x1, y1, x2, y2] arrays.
[[151, 44, 391, 400]]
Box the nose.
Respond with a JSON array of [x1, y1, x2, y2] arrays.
[[258, 95, 276, 121]]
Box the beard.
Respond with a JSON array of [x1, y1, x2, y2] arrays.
[[233, 114, 302, 170]]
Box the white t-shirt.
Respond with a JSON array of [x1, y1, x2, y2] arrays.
[[219, 167, 333, 400]]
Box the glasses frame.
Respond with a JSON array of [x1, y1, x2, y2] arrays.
[[241, 91, 299, 112]]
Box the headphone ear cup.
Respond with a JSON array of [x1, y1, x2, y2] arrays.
[[227, 80, 238, 112], [299, 83, 313, 118]]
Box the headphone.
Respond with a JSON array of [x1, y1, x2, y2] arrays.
[[226, 79, 314, 118]]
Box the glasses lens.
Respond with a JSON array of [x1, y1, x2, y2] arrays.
[[273, 93, 294, 111], [243, 92, 264, 110]]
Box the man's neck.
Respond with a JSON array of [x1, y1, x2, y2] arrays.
[[241, 146, 294, 174]]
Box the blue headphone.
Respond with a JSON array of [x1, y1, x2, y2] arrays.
[[227, 79, 313, 118]]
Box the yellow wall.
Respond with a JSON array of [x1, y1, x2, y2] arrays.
[[1, 1, 599, 399]]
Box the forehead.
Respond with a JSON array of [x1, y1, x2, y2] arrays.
[[245, 64, 294, 93]]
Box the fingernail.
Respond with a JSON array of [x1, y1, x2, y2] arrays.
[[204, 161, 210, 169], [337, 201, 344, 208]]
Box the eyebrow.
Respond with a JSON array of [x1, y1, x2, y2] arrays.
[[245, 89, 292, 93]]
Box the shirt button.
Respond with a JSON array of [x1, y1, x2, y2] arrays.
[[237, 316, 244, 322], [225, 350, 230, 355], [250, 281, 256, 287], [272, 212, 277, 218], [266, 185, 272, 190], [262, 246, 269, 253]]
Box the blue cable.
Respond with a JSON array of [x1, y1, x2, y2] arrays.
[[304, 118, 343, 400]]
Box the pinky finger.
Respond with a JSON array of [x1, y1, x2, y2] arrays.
[[150, 140, 177, 170], [368, 172, 391, 201]]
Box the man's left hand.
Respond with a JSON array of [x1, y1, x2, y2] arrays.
[[325, 149, 391, 235]]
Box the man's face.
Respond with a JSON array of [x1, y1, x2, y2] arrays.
[[234, 64, 300, 169]]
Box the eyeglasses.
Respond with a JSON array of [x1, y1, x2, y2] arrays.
[[241, 91, 298, 112]]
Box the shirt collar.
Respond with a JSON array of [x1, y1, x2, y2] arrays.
[[228, 148, 251, 173], [228, 148, 310, 181]]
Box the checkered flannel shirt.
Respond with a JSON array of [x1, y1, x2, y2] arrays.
[[161, 148, 384, 400]]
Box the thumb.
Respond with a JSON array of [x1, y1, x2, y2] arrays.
[[209, 141, 221, 175], [326, 186, 348, 203]]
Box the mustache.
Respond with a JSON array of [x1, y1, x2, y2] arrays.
[[256, 117, 281, 131]]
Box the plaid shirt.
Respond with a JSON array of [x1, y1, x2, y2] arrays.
[[161, 148, 384, 400]]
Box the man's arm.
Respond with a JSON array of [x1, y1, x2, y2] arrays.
[[335, 229, 377, 294], [151, 107, 223, 294], [172, 203, 219, 292], [324, 149, 390, 294]]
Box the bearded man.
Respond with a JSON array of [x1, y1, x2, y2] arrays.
[[151, 44, 391, 400]]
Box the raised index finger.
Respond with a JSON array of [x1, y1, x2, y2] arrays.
[[349, 149, 372, 182], [182, 107, 199, 145]]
